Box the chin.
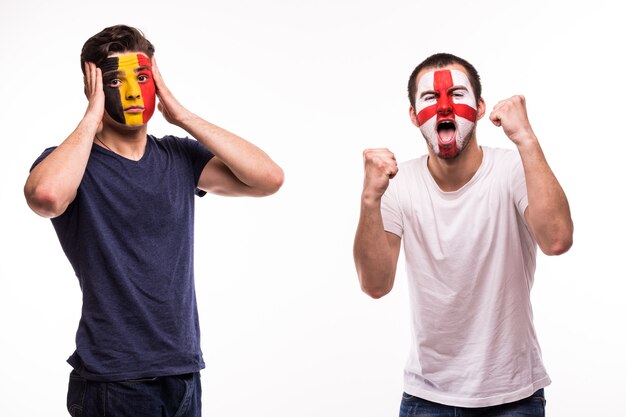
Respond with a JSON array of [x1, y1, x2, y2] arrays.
[[109, 119, 149, 131], [103, 112, 151, 130], [437, 150, 460, 160]]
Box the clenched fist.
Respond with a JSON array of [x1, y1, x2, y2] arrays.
[[489, 95, 536, 146], [362, 148, 398, 200]]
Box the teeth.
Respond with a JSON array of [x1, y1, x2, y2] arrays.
[[437, 121, 455, 131]]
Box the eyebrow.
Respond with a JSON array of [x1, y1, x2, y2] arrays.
[[103, 66, 152, 77], [103, 70, 124, 78], [419, 85, 468, 98]]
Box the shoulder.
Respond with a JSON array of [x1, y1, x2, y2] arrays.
[[482, 146, 522, 174], [385, 155, 428, 199], [484, 146, 520, 163], [397, 155, 427, 178], [30, 146, 58, 171], [151, 134, 192, 148], [151, 135, 211, 155]]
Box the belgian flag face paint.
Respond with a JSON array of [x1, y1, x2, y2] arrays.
[[99, 53, 156, 126]]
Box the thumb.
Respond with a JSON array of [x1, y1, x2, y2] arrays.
[[489, 111, 501, 127]]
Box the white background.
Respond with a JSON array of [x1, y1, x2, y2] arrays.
[[1, 0, 624, 416]]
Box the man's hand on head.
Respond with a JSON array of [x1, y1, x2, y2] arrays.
[[83, 62, 105, 125], [151, 56, 194, 127]]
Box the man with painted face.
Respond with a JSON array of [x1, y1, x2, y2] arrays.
[[354, 53, 573, 416], [24, 25, 284, 417]]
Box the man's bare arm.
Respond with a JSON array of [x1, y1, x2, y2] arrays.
[[24, 63, 104, 218], [151, 57, 284, 197], [490, 95, 573, 255], [353, 148, 401, 298]]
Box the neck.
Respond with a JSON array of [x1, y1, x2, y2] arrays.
[[95, 123, 149, 161], [426, 138, 483, 192]]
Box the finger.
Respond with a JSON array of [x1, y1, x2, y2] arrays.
[[150, 55, 166, 93], [489, 111, 502, 127], [492, 100, 508, 112], [86, 63, 96, 96], [94, 67, 102, 94], [387, 165, 399, 179], [83, 62, 89, 87]]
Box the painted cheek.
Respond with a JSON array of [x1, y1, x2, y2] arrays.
[[139, 77, 156, 123], [103, 87, 125, 124], [136, 54, 156, 123], [100, 57, 125, 124]]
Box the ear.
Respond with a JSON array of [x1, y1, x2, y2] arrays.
[[409, 106, 420, 128], [476, 97, 486, 121]]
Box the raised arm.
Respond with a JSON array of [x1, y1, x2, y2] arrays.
[[490, 95, 573, 255], [354, 148, 401, 299], [24, 63, 104, 218], [151, 57, 283, 197]]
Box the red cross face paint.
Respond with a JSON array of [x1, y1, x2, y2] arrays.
[[99, 53, 156, 126], [414, 69, 478, 159]]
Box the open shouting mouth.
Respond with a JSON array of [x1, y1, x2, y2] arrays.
[[437, 119, 457, 146]]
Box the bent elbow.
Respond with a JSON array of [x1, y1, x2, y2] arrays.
[[266, 168, 285, 195], [542, 237, 573, 256], [360, 279, 393, 299], [540, 228, 574, 256], [24, 184, 69, 218], [363, 286, 392, 299], [255, 167, 285, 196]]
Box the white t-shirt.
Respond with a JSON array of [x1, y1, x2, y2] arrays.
[[381, 147, 550, 407]]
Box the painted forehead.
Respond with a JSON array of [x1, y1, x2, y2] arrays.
[[99, 53, 152, 74], [417, 68, 473, 95]]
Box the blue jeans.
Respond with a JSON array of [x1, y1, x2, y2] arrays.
[[399, 389, 546, 417], [66, 370, 201, 417]]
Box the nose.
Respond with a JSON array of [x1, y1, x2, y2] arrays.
[[437, 94, 453, 116], [125, 79, 141, 100]]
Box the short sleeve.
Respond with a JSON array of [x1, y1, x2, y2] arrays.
[[30, 147, 57, 172], [381, 179, 403, 238], [160, 136, 214, 197], [509, 151, 528, 218]]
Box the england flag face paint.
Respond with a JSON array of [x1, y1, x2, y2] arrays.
[[99, 53, 156, 126], [414, 68, 477, 159]]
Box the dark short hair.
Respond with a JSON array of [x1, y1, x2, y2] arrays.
[[407, 53, 481, 109], [80, 25, 155, 74]]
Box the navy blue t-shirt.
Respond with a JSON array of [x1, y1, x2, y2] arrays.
[[32, 135, 214, 381]]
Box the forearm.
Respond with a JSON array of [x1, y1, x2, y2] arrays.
[[353, 194, 397, 298], [24, 115, 98, 218], [178, 113, 284, 195], [517, 134, 573, 255]]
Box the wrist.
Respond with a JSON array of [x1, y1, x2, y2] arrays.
[[80, 113, 102, 131], [361, 189, 384, 206], [170, 108, 197, 128], [512, 130, 539, 150]]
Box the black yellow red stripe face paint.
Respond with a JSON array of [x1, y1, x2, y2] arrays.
[[99, 53, 156, 126]]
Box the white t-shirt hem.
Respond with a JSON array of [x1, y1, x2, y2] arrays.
[[403, 375, 551, 408]]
